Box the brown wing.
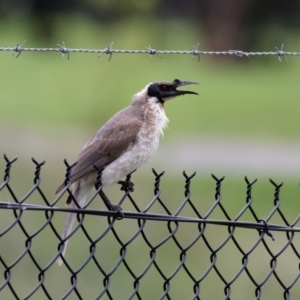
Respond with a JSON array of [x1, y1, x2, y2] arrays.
[[56, 105, 143, 193]]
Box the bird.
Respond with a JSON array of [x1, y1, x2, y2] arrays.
[[56, 78, 198, 265]]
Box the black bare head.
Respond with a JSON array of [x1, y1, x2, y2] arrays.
[[147, 79, 198, 103]]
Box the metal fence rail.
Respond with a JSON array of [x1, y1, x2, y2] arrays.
[[1, 154, 300, 300]]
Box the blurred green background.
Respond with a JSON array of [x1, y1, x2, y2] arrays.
[[1, 1, 300, 299]]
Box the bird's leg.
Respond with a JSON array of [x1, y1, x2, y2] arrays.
[[118, 169, 136, 192], [99, 189, 124, 220], [94, 165, 123, 219]]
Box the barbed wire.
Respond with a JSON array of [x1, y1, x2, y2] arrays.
[[0, 41, 298, 62]]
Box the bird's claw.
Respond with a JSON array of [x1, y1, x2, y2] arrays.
[[118, 180, 134, 192], [110, 204, 124, 220]]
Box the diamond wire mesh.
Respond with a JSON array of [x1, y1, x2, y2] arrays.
[[1, 154, 300, 300]]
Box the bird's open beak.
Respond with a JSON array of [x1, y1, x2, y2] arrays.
[[172, 79, 199, 96]]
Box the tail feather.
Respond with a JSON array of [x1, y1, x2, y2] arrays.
[[57, 201, 78, 266], [57, 180, 92, 266]]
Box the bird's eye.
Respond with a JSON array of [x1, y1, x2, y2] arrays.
[[160, 85, 168, 91]]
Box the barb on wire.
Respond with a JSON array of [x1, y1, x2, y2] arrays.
[[12, 40, 26, 58], [192, 42, 201, 61], [275, 44, 288, 63], [99, 42, 114, 61], [57, 42, 70, 60], [146, 45, 161, 58]]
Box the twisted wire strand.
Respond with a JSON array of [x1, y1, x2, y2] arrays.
[[0, 42, 297, 61]]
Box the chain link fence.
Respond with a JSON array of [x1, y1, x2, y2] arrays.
[[1, 154, 300, 299]]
